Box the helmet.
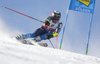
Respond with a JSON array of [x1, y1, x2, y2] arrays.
[[50, 10, 61, 20]]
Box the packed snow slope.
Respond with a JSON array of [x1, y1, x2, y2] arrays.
[[0, 37, 100, 64], [0, 19, 100, 64]]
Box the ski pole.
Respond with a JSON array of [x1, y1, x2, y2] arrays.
[[3, 6, 45, 23], [49, 39, 55, 49], [55, 36, 58, 48]]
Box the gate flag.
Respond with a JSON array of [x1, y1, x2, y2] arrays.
[[69, 0, 95, 14], [68, 0, 95, 54], [59, 0, 95, 53]]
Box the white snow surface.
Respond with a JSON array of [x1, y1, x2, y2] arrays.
[[0, 37, 100, 64], [0, 19, 100, 64]]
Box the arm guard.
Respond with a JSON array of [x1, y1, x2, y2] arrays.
[[52, 23, 62, 37], [45, 19, 50, 26], [45, 16, 52, 26]]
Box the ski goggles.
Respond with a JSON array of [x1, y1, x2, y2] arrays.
[[53, 17, 60, 20]]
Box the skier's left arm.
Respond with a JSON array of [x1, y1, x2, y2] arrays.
[[46, 23, 63, 39]]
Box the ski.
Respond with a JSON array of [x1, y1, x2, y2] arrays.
[[14, 38, 48, 47]]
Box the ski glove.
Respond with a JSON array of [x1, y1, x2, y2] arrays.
[[45, 21, 50, 26], [46, 35, 53, 39]]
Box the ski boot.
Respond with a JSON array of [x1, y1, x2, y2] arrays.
[[33, 36, 42, 42], [15, 34, 25, 40]]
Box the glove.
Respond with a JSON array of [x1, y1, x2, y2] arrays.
[[46, 35, 53, 39], [45, 21, 50, 26]]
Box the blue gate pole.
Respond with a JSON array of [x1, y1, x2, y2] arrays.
[[86, 0, 95, 54], [59, 0, 71, 49], [59, 9, 70, 49]]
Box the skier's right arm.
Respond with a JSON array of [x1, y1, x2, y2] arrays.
[[45, 16, 52, 26]]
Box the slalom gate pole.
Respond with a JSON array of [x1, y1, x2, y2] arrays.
[[3, 6, 45, 23], [49, 39, 55, 49]]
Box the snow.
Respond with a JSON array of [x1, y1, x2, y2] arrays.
[[0, 19, 100, 64], [0, 37, 100, 64]]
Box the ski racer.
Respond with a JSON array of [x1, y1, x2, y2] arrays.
[[16, 10, 63, 42]]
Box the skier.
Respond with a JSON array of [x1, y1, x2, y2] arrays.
[[16, 10, 62, 42]]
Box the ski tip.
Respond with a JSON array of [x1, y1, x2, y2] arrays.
[[3, 6, 5, 8]]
